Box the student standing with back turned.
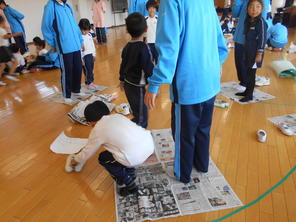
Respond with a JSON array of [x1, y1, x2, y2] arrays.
[[145, 0, 228, 184], [42, 0, 85, 104]]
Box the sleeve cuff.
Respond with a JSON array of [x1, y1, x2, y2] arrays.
[[148, 84, 159, 94]]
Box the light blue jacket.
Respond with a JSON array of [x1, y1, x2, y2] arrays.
[[42, 0, 83, 54], [128, 0, 148, 16], [147, 0, 228, 105], [267, 23, 288, 47], [3, 6, 25, 34], [232, 0, 269, 45]]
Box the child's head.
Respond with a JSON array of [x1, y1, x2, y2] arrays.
[[125, 12, 147, 38], [0, 15, 5, 28], [272, 14, 283, 25], [146, 0, 158, 16], [84, 101, 110, 125], [247, 0, 264, 19], [33, 37, 46, 50], [0, 0, 7, 10], [9, 44, 20, 53], [79, 18, 91, 35]]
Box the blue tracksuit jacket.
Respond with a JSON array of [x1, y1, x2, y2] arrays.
[[267, 23, 288, 48], [42, 0, 83, 54], [3, 6, 25, 34], [128, 0, 148, 16], [147, 0, 228, 105]]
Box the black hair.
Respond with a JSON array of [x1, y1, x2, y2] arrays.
[[272, 14, 283, 25], [0, 15, 4, 24], [9, 43, 20, 53], [79, 18, 91, 31], [125, 12, 147, 38], [146, 0, 158, 11], [244, 0, 264, 34], [0, 0, 7, 5], [33, 37, 46, 49], [84, 101, 110, 122]]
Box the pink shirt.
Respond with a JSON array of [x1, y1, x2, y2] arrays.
[[0, 10, 11, 33], [92, 1, 106, 28]]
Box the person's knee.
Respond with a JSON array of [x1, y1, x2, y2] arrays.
[[98, 151, 113, 165]]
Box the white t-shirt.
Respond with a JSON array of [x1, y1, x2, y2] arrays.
[[74, 114, 155, 166], [13, 53, 25, 66], [81, 33, 96, 58], [0, 27, 9, 47], [145, 15, 158, 44]]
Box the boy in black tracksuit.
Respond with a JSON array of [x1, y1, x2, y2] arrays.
[[235, 0, 267, 103], [119, 13, 154, 129]]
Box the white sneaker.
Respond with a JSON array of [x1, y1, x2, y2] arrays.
[[64, 98, 74, 105], [214, 99, 229, 108], [257, 129, 267, 142], [236, 85, 246, 92], [74, 160, 86, 172], [0, 81, 7, 86], [21, 69, 30, 74], [278, 123, 294, 136], [72, 92, 87, 99], [65, 154, 76, 172], [115, 103, 130, 115], [4, 75, 19, 81]]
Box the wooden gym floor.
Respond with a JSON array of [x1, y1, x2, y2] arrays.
[[0, 26, 295, 222]]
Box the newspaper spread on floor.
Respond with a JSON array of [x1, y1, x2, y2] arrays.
[[115, 129, 243, 222], [80, 84, 108, 95], [268, 113, 296, 135], [220, 81, 275, 104], [68, 94, 116, 126]]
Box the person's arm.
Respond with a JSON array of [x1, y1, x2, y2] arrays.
[[119, 47, 127, 83], [7, 7, 25, 20], [216, 17, 228, 65], [74, 126, 104, 163], [41, 3, 57, 50], [68, 5, 84, 48], [262, 0, 270, 20], [3, 32, 22, 39], [256, 18, 267, 63], [147, 0, 181, 94], [141, 44, 154, 78], [102, 1, 107, 13], [232, 0, 244, 18]]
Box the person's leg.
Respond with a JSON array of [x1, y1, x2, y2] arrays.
[[100, 27, 107, 44], [60, 52, 73, 98], [193, 96, 215, 172], [234, 43, 248, 87], [148, 43, 158, 64], [13, 35, 28, 55], [124, 83, 148, 128], [8, 59, 18, 74], [98, 151, 137, 196], [96, 27, 102, 44], [84, 54, 94, 85], [172, 103, 201, 184], [243, 68, 257, 99], [71, 51, 83, 94]]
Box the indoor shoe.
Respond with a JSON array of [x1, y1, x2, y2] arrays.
[[239, 97, 252, 103], [64, 98, 74, 105], [257, 129, 267, 143], [119, 186, 138, 197], [65, 154, 76, 172], [0, 81, 7, 86], [235, 92, 247, 96], [4, 75, 19, 81], [278, 123, 294, 136]]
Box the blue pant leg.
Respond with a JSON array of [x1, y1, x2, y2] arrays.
[[234, 43, 248, 87]]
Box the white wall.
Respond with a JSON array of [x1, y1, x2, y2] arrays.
[[4, 0, 126, 43]]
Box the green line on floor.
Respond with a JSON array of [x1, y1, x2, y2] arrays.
[[259, 101, 296, 107], [211, 166, 296, 222]]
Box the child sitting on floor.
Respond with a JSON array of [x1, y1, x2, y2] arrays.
[[66, 101, 155, 196]]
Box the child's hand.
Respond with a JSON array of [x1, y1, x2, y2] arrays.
[[255, 53, 262, 63], [119, 82, 124, 91]]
